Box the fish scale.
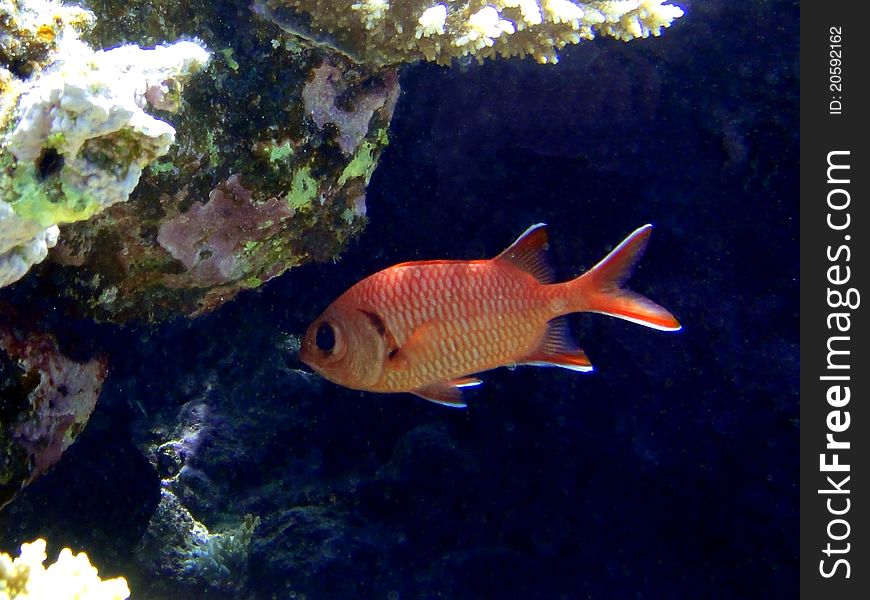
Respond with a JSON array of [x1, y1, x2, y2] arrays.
[[300, 224, 681, 407], [354, 261, 553, 391]]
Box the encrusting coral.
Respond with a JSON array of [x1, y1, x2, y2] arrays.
[[0, 539, 129, 599], [0, 305, 108, 510], [0, 0, 91, 288], [0, 0, 210, 288], [257, 0, 685, 65], [154, 174, 296, 287]]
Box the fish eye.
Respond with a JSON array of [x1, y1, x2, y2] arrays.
[[315, 322, 336, 354]]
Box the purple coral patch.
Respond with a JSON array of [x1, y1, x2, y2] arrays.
[[302, 64, 400, 155], [157, 175, 295, 286], [1, 310, 108, 508]]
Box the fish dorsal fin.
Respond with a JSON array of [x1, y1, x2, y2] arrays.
[[413, 377, 481, 408], [518, 317, 594, 372], [493, 223, 555, 284]]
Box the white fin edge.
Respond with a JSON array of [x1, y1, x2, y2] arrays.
[[429, 399, 468, 408], [589, 311, 683, 332], [452, 379, 483, 388], [523, 361, 595, 373]]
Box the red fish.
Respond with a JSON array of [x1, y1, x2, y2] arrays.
[[300, 224, 680, 407]]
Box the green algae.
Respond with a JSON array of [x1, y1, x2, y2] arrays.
[[267, 140, 295, 164], [5, 164, 102, 227], [148, 159, 176, 176], [287, 166, 318, 211], [220, 47, 240, 71], [337, 128, 388, 187]]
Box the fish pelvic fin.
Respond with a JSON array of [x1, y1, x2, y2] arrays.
[[413, 377, 481, 408], [570, 225, 681, 332], [493, 223, 555, 284]]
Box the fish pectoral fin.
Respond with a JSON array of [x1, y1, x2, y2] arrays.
[[413, 378, 479, 408], [520, 348, 594, 372], [387, 321, 438, 369]]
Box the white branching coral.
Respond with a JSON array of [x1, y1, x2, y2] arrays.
[[0, 539, 130, 600], [260, 0, 684, 65], [350, 0, 390, 30], [0, 0, 210, 288], [416, 5, 448, 38]]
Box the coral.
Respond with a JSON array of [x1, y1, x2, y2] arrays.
[[156, 174, 296, 287], [3, 0, 680, 317], [4, 0, 406, 321], [302, 63, 400, 155], [257, 0, 685, 65], [0, 538, 129, 599], [1, 0, 93, 289], [0, 0, 210, 288], [0, 0, 94, 80], [0, 306, 108, 510], [0, 217, 57, 289]]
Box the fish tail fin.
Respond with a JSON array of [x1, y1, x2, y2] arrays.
[[569, 224, 681, 331]]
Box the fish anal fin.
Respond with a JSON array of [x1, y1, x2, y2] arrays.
[[521, 350, 594, 372], [450, 376, 482, 389], [520, 318, 594, 372], [493, 223, 555, 284], [413, 381, 469, 408]]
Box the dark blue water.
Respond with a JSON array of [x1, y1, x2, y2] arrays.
[[1, 0, 798, 597]]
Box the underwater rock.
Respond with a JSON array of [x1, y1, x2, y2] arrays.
[[111, 321, 375, 596], [131, 396, 268, 597], [135, 469, 260, 596], [135, 489, 204, 582], [255, 0, 685, 65], [249, 505, 384, 597], [2, 0, 681, 320], [23, 1, 399, 322], [117, 321, 483, 597], [0, 0, 211, 289], [0, 305, 107, 510]]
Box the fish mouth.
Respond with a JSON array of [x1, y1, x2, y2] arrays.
[[296, 341, 313, 366], [281, 347, 323, 380], [297, 342, 326, 374]]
